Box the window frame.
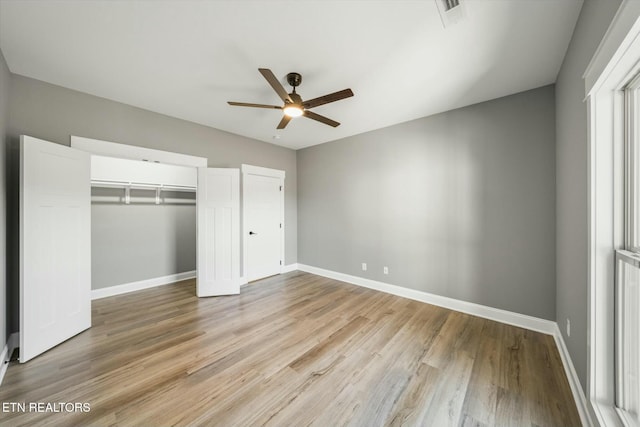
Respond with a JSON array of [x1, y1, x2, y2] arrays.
[[625, 74, 640, 254]]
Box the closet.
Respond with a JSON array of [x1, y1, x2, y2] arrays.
[[90, 155, 197, 293], [19, 135, 240, 363]]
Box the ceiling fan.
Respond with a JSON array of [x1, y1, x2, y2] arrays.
[[228, 68, 354, 129]]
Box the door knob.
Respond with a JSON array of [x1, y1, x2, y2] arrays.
[[249, 231, 257, 235]]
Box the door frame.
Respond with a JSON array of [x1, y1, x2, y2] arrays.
[[241, 164, 285, 283], [70, 136, 207, 168]]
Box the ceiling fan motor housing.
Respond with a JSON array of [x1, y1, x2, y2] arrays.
[[288, 92, 303, 105]]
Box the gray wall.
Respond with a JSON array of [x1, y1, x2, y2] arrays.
[[91, 189, 196, 289], [8, 75, 297, 294], [0, 50, 10, 347], [298, 85, 556, 320], [555, 0, 621, 392]]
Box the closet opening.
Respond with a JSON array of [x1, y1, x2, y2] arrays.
[[90, 184, 196, 296], [70, 136, 205, 300]]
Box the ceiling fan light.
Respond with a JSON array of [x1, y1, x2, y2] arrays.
[[283, 105, 303, 117]]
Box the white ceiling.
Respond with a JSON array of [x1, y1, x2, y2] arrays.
[[0, 0, 582, 150]]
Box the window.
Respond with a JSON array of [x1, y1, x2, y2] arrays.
[[615, 75, 640, 426], [585, 5, 640, 426]]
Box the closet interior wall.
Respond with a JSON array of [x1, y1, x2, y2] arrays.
[[91, 187, 196, 291]]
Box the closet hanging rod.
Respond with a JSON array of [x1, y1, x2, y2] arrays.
[[90, 180, 196, 192], [90, 195, 197, 205]]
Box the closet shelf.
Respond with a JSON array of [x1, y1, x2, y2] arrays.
[[91, 180, 195, 205]]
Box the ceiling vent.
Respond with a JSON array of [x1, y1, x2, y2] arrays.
[[443, 0, 460, 11], [435, 0, 465, 28]]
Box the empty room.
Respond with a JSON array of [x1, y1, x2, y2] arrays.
[[0, 0, 639, 426]]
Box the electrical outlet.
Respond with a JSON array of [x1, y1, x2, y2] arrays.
[[566, 318, 571, 337], [362, 263, 367, 271], [383, 266, 389, 275]]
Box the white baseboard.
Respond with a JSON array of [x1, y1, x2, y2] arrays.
[[240, 276, 248, 286], [91, 270, 196, 300], [297, 264, 557, 335], [282, 263, 299, 274], [553, 325, 593, 427], [0, 333, 19, 387]]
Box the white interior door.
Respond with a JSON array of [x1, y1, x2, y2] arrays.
[[197, 168, 240, 296], [20, 135, 91, 363], [243, 166, 284, 282]]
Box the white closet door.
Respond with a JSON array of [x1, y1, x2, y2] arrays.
[[20, 135, 91, 363], [196, 168, 240, 296]]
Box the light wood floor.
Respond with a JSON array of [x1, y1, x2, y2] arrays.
[[0, 271, 581, 426]]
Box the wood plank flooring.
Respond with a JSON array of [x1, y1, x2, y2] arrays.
[[0, 271, 581, 426]]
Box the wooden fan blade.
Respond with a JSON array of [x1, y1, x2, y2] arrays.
[[303, 88, 353, 109], [304, 110, 340, 127], [259, 68, 293, 103], [277, 115, 292, 129], [228, 101, 282, 110]]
